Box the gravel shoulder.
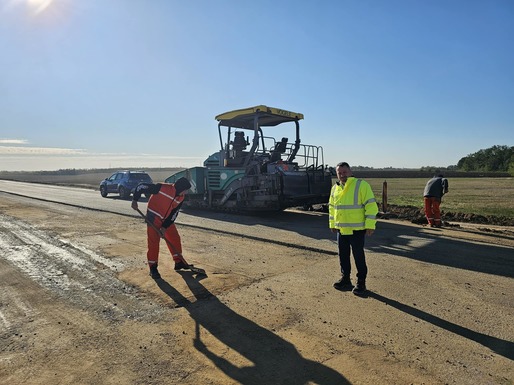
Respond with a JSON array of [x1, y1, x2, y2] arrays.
[[0, 191, 513, 385]]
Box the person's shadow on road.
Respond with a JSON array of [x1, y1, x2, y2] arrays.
[[156, 274, 350, 385], [366, 291, 514, 361]]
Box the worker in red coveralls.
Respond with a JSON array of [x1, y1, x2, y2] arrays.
[[131, 177, 191, 279], [423, 174, 449, 228]]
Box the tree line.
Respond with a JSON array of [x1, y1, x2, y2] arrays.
[[417, 145, 513, 175], [351, 145, 513, 176], [456, 145, 513, 173]]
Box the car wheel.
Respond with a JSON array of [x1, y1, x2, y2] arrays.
[[119, 186, 130, 199], [100, 186, 108, 197]]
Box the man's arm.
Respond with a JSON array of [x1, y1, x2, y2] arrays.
[[162, 201, 183, 228], [442, 178, 449, 194], [328, 184, 337, 231], [363, 182, 378, 233], [131, 183, 161, 210]]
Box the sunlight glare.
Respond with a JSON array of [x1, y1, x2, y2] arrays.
[[28, 0, 53, 14]]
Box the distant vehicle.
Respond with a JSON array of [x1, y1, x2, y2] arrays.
[[99, 171, 153, 199]]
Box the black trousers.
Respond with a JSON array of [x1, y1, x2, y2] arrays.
[[337, 229, 367, 281]]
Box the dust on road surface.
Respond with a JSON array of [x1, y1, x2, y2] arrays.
[[0, 192, 513, 385]]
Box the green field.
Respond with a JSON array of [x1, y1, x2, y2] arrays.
[[365, 177, 514, 218], [1, 169, 513, 220]]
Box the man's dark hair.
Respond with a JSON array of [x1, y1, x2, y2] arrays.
[[336, 162, 350, 168], [174, 177, 191, 195]]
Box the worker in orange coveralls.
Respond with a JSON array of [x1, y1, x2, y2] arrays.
[[423, 174, 449, 228], [131, 177, 191, 279]]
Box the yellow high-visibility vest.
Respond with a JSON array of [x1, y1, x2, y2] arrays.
[[329, 177, 378, 235]]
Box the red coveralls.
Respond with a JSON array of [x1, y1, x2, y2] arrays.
[[424, 197, 441, 227], [146, 184, 184, 267], [423, 176, 448, 227]]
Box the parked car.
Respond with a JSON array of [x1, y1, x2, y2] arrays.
[[99, 171, 153, 199]]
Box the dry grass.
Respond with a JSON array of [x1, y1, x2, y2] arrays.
[[365, 177, 514, 218], [0, 168, 182, 189]]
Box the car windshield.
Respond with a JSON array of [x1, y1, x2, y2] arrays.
[[129, 173, 152, 182]]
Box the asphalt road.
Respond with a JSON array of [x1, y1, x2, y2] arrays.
[[1, 179, 513, 279]]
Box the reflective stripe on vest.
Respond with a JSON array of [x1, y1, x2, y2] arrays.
[[334, 221, 365, 228], [329, 177, 378, 232], [147, 185, 183, 220]]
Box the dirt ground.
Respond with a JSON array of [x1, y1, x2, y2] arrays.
[[379, 204, 514, 228], [0, 192, 513, 385]]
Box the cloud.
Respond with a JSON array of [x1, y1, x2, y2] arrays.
[[0, 138, 204, 170], [0, 152, 204, 171], [0, 146, 86, 155], [0, 139, 29, 144], [0, 148, 204, 171]]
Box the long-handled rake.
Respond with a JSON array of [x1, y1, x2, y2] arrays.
[[135, 208, 206, 275]]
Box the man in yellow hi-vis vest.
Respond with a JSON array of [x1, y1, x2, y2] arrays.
[[329, 162, 378, 296]]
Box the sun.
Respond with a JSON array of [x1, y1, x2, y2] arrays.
[[27, 0, 54, 14]]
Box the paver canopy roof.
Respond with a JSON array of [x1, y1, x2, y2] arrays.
[[215, 105, 304, 129]]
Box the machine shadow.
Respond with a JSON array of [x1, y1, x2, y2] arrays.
[[366, 220, 514, 278], [181, 208, 514, 278], [156, 274, 350, 385], [367, 291, 514, 361], [181, 207, 336, 241]]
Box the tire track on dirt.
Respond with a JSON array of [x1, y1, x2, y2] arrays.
[[0, 214, 166, 323], [0, 186, 337, 254]]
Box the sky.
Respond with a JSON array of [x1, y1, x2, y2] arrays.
[[1, 0, 513, 172]]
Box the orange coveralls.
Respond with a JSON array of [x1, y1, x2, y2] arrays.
[[145, 184, 185, 266], [423, 176, 448, 227], [424, 197, 441, 227]]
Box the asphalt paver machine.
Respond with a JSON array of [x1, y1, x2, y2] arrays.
[[166, 105, 332, 212]]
